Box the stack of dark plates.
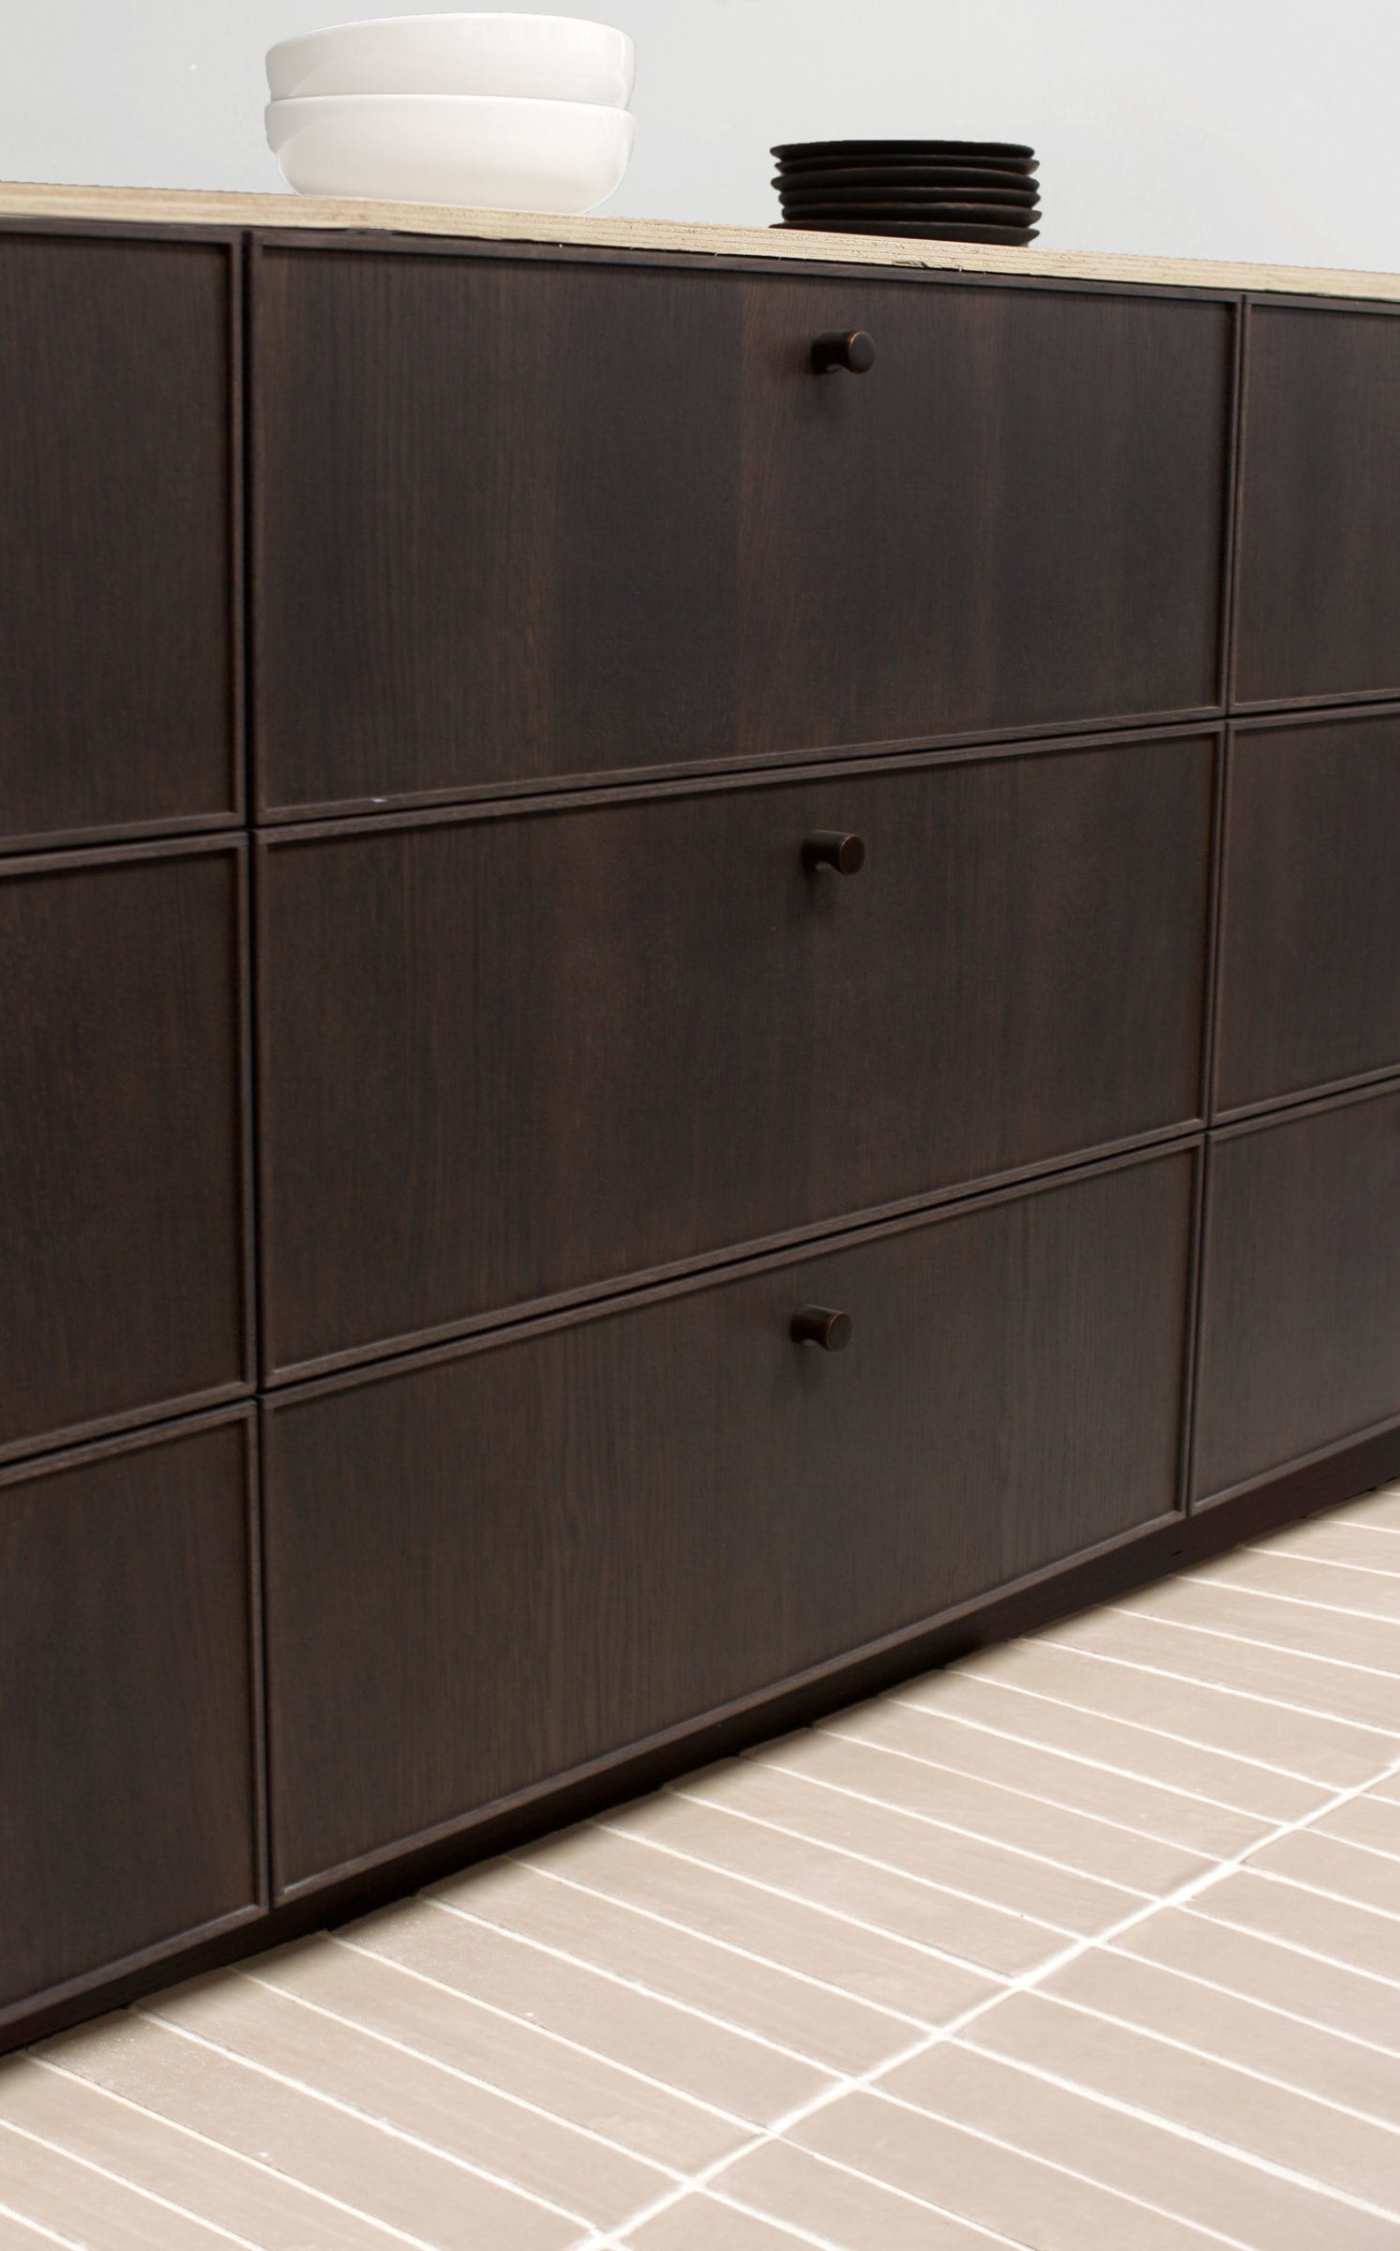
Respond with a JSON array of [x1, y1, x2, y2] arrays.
[[772, 138, 1039, 243]]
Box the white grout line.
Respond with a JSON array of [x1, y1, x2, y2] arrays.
[[1099, 1603, 1400, 1681], [618, 2149, 1040, 2251], [135, 2007, 594, 2231], [27, 2059, 448, 2251], [838, 1697, 1285, 1819], [446, 1746, 1400, 2245], [1176, 1573, 1400, 1626], [1330, 1518, 1400, 1539], [711, 2172, 1026, 2251], [662, 1787, 1081, 1947], [581, 2176, 874, 2251], [832, 1751, 1400, 2231], [234, 1963, 688, 2183], [0, 2200, 88, 2251], [946, 2034, 1400, 2226], [1180, 1901, 1400, 1992], [329, 1929, 759, 2131], [506, 1858, 928, 2030], [424, 1898, 845, 2076], [573, 2010, 1010, 2251], [0, 2118, 266, 2250], [919, 2038, 1400, 2233], [979, 1981, 1400, 2138], [598, 1750, 1400, 2247], [895, 1670, 1346, 1785], [1243, 1545, 1400, 1584], [1018, 1637, 1400, 1738], [869, 2080, 1264, 2251], [1290, 1824, 1400, 1869], [818, 1721, 1238, 1858], [1248, 1863, 1400, 1926], [1097, 1937, 1400, 2060], [592, 1814, 1013, 1986], [742, 1760, 1156, 1897]]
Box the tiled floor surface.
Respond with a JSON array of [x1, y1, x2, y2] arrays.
[[5, 1487, 1400, 2247]]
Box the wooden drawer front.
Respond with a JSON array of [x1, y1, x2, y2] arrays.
[[252, 241, 1232, 816], [1194, 1087, 1400, 1502], [264, 1146, 1194, 1891], [0, 229, 238, 847], [1235, 303, 1400, 707], [1216, 710, 1400, 1114], [0, 1413, 260, 2022], [258, 734, 1214, 1380], [0, 841, 251, 1460]]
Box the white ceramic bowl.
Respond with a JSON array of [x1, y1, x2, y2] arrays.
[[267, 13, 635, 107], [265, 92, 635, 209]]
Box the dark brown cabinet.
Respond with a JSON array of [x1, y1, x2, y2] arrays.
[[1193, 1084, 1400, 1502], [0, 226, 240, 848], [0, 1411, 261, 2026], [263, 1145, 1195, 1892], [1234, 299, 1400, 708], [7, 213, 1399, 2050], [257, 731, 1215, 1379], [252, 239, 1233, 817], [1215, 707, 1400, 1114], [0, 838, 252, 1461]]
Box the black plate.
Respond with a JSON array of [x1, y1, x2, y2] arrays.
[[780, 184, 1041, 213], [780, 200, 1042, 227], [776, 217, 1040, 244], [774, 138, 1034, 160], [776, 167, 1040, 202], [775, 155, 1039, 182]]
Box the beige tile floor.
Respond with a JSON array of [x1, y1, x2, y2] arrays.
[[5, 1486, 1400, 2248]]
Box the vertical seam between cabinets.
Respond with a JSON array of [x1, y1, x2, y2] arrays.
[[238, 231, 275, 1917]]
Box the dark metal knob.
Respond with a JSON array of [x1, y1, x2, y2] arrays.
[[803, 831, 865, 875], [811, 329, 875, 375], [791, 1305, 853, 1352]]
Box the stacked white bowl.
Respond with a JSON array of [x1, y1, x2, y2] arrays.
[[265, 13, 636, 210]]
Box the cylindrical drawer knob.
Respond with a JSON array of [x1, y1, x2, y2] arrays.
[[791, 1305, 853, 1352], [811, 329, 876, 375], [802, 831, 866, 875]]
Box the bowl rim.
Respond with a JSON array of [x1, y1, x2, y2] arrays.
[[268, 13, 634, 64], [265, 90, 635, 115]]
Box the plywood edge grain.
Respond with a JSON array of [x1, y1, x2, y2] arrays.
[[2, 179, 1398, 301]]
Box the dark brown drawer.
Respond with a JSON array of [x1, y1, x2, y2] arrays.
[[1194, 1085, 1400, 1502], [256, 732, 1215, 1380], [1234, 299, 1400, 708], [0, 227, 240, 848], [0, 839, 252, 1460], [0, 1412, 260, 2025], [252, 239, 1233, 816], [263, 1144, 1195, 1892], [1216, 708, 1400, 1114]]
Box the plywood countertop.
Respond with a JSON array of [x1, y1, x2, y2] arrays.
[[2, 179, 1399, 301]]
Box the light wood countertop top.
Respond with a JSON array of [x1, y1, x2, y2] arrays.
[[2, 179, 1397, 301]]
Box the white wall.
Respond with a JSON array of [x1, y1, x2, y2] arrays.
[[3, 0, 1398, 269]]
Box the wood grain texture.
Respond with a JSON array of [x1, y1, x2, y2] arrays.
[[262, 1145, 1195, 1892], [252, 244, 1232, 813], [2, 182, 1398, 301], [734, 276, 1230, 757], [1194, 1084, 1400, 1502], [0, 839, 252, 1461], [257, 734, 1215, 1379], [1215, 708, 1400, 1114], [0, 1411, 261, 2021], [1234, 302, 1400, 706], [0, 228, 239, 847]]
